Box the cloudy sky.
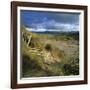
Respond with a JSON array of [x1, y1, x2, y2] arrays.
[[21, 10, 80, 32]]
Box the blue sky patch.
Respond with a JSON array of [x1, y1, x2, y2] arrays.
[[20, 10, 80, 32]]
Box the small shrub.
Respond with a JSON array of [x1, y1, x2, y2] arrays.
[[45, 44, 52, 51], [63, 58, 79, 75]]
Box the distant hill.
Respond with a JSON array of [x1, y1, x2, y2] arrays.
[[31, 30, 79, 35]]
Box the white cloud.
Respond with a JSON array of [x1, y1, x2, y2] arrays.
[[28, 19, 79, 32], [54, 23, 79, 31], [26, 27, 47, 32]]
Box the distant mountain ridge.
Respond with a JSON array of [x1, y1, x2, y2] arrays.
[[31, 30, 79, 34]]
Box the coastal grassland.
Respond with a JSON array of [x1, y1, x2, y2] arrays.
[[21, 26, 79, 77]]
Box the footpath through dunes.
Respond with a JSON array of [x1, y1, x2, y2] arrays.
[[45, 39, 79, 57]]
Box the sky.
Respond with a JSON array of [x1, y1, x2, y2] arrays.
[[20, 10, 80, 32]]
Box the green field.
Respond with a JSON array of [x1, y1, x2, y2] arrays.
[[21, 26, 79, 77]]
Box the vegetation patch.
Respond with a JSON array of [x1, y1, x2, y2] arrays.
[[21, 26, 79, 77]]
